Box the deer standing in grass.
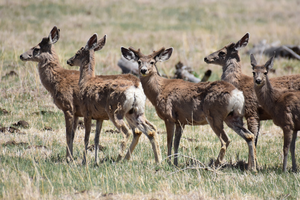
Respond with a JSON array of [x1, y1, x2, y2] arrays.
[[67, 34, 161, 164], [251, 54, 299, 172], [204, 33, 300, 147], [20, 26, 82, 160], [121, 47, 257, 170]]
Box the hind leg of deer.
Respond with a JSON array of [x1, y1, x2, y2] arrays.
[[174, 124, 184, 166], [110, 113, 132, 162], [283, 128, 293, 172], [64, 110, 74, 161], [246, 116, 260, 147], [94, 119, 103, 165], [207, 116, 230, 167], [125, 113, 161, 163], [82, 117, 92, 165], [290, 131, 298, 172], [124, 127, 142, 161], [225, 115, 256, 171], [165, 120, 175, 165]]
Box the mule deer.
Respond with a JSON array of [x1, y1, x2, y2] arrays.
[[67, 34, 161, 164], [251, 54, 299, 172], [20, 26, 82, 160], [121, 47, 257, 170], [204, 33, 300, 146]]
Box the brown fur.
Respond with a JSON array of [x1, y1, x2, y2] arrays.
[[20, 26, 82, 160], [121, 47, 257, 170], [251, 54, 299, 172], [204, 33, 300, 147], [67, 34, 161, 164]]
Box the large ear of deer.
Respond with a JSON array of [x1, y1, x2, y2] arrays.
[[234, 33, 249, 50], [120, 47, 139, 61], [85, 33, 98, 50], [250, 54, 257, 69], [94, 35, 107, 51], [48, 26, 60, 44], [154, 48, 173, 62], [265, 55, 275, 71]]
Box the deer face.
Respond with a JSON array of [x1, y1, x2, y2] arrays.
[[20, 26, 60, 63], [121, 47, 173, 77], [251, 54, 275, 86], [67, 47, 89, 67], [204, 33, 250, 66]]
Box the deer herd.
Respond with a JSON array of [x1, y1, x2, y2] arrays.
[[19, 26, 299, 172]]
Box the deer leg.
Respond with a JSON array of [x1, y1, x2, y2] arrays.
[[290, 131, 298, 172], [72, 116, 79, 143], [174, 124, 184, 166], [82, 117, 92, 165], [225, 115, 256, 171], [207, 116, 230, 167], [283, 128, 293, 172], [64, 110, 74, 161], [165, 120, 175, 165], [94, 119, 103, 165], [125, 113, 161, 163], [246, 116, 260, 147], [124, 128, 142, 161]]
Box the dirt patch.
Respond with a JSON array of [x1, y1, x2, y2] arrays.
[[0, 108, 10, 115], [12, 120, 29, 128], [0, 126, 25, 134]]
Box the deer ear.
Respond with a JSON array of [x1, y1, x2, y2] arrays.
[[234, 33, 249, 50], [265, 54, 275, 71], [250, 54, 257, 69], [155, 48, 173, 62], [94, 35, 107, 51], [85, 33, 98, 50], [121, 47, 139, 61], [48, 26, 60, 44]]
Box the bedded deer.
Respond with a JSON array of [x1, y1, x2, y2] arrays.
[[20, 26, 82, 160], [251, 54, 299, 172], [67, 34, 161, 164], [121, 47, 257, 170], [204, 33, 300, 146]]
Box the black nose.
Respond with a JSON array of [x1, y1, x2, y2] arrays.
[[204, 57, 208, 62], [20, 55, 23, 60], [256, 79, 262, 84], [141, 69, 147, 74], [67, 60, 72, 65]]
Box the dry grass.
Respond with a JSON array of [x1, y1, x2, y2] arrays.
[[1, 0, 300, 199]]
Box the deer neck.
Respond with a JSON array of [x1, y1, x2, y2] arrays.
[[37, 47, 62, 94], [79, 51, 96, 85], [254, 76, 279, 116], [221, 56, 242, 88], [140, 72, 163, 106]]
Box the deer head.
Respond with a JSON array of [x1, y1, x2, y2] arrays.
[[20, 26, 60, 63], [67, 34, 107, 67], [204, 33, 249, 66], [120, 47, 173, 76], [251, 54, 275, 86]]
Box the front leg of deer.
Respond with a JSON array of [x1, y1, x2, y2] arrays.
[[94, 119, 103, 165], [283, 128, 293, 172], [174, 124, 184, 166], [246, 116, 260, 147], [83, 117, 92, 165], [290, 131, 298, 172], [165, 120, 175, 165], [64, 110, 75, 162]]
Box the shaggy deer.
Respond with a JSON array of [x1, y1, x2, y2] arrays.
[[20, 26, 82, 160], [204, 33, 300, 146], [67, 34, 161, 164], [121, 47, 257, 170], [251, 54, 299, 172]]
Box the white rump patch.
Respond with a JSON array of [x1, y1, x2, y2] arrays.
[[123, 83, 146, 115], [228, 89, 245, 116]]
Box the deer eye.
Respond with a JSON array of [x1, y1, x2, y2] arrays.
[[252, 72, 256, 76], [33, 48, 40, 56], [219, 51, 226, 57], [264, 72, 268, 75], [137, 60, 141, 65], [150, 61, 155, 65]]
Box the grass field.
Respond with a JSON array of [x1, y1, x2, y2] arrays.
[[1, 0, 300, 199]]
